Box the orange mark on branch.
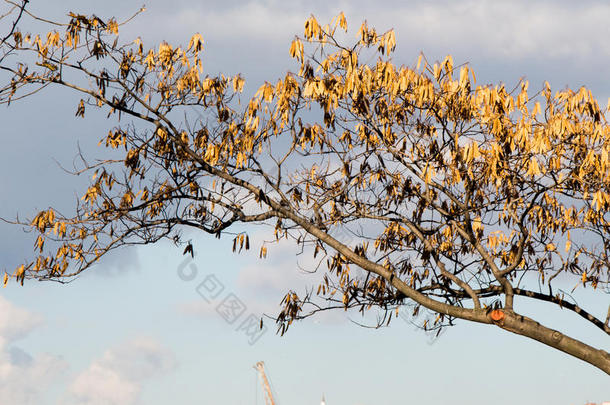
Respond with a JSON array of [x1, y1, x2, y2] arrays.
[[490, 309, 505, 322]]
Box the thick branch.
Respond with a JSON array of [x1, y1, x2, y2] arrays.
[[499, 311, 610, 375]]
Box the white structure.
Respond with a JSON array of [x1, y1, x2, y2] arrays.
[[321, 395, 326, 405]]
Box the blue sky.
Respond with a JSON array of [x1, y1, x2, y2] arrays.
[[1, 1, 609, 404]]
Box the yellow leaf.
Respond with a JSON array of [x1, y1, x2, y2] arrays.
[[337, 12, 347, 31], [289, 38, 304, 61], [232, 75, 245, 92], [188, 33, 204, 53], [459, 66, 469, 88], [532, 101, 541, 117], [526, 158, 540, 176], [433, 63, 440, 80], [443, 55, 453, 77], [304, 16, 321, 40], [143, 50, 155, 70], [133, 37, 143, 55], [3, 272, 8, 287], [385, 30, 396, 55], [472, 217, 483, 234], [107, 18, 119, 35]]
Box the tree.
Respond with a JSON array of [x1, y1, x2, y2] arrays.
[[1, 1, 609, 374]]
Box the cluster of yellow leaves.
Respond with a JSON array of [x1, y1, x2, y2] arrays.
[[7, 11, 610, 301], [277, 14, 610, 296]]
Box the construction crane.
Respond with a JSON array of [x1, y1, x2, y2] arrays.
[[254, 361, 276, 405]]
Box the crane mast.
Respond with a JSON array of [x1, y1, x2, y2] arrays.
[[254, 361, 276, 405]]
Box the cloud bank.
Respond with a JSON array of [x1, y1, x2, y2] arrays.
[[0, 296, 67, 405], [63, 337, 177, 405]]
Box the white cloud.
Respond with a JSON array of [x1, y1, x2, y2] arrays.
[[0, 347, 66, 405], [377, 0, 610, 60], [63, 337, 177, 405], [174, 2, 305, 44], [66, 362, 139, 405], [0, 296, 67, 405], [0, 296, 42, 343], [141, 0, 610, 61]]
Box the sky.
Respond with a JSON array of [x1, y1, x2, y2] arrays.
[[1, 1, 609, 404]]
